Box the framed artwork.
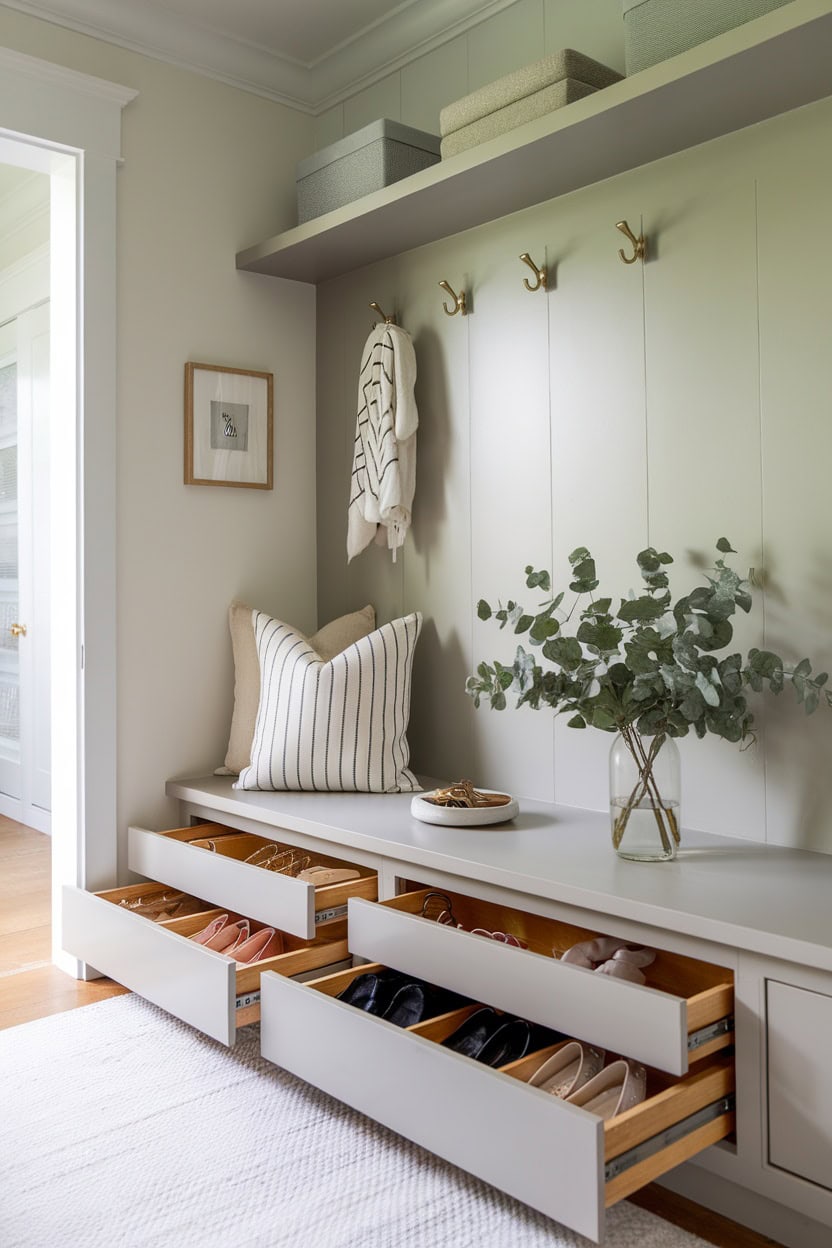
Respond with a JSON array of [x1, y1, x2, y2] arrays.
[[184, 362, 274, 489]]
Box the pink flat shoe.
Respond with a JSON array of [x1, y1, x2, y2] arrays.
[[529, 1042, 606, 1099], [560, 936, 632, 969], [560, 937, 656, 985], [232, 927, 284, 965], [204, 918, 250, 954], [566, 1059, 647, 1120], [595, 946, 656, 985], [191, 915, 229, 945]]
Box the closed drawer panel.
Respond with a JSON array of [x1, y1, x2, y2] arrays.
[[128, 823, 378, 939], [347, 889, 734, 1076], [260, 966, 734, 1243], [768, 980, 832, 1192], [62, 882, 349, 1046]]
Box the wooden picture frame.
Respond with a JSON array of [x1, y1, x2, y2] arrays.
[[184, 362, 274, 489]]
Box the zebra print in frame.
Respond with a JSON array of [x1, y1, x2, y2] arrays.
[[236, 610, 422, 794]]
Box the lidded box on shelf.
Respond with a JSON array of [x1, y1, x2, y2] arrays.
[[623, 0, 791, 74], [296, 120, 441, 224], [439, 48, 622, 158]]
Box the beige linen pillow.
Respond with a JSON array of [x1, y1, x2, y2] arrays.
[[216, 601, 375, 775]]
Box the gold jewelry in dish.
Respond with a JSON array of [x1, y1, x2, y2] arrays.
[[428, 779, 511, 808]]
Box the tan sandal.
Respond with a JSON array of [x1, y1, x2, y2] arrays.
[[429, 779, 511, 808]]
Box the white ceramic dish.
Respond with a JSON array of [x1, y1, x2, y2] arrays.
[[410, 790, 519, 827]]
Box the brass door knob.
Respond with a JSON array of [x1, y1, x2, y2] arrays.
[[10, 623, 26, 638]]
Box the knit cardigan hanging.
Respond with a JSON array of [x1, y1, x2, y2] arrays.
[[347, 323, 418, 563]]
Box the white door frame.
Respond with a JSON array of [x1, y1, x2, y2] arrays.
[[0, 48, 137, 973]]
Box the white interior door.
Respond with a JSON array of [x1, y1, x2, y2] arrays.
[[0, 301, 50, 831]]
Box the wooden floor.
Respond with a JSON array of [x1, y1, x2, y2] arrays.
[[0, 814, 126, 1031], [0, 818, 783, 1248]]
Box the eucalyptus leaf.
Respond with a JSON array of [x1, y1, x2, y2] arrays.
[[468, 539, 832, 746]]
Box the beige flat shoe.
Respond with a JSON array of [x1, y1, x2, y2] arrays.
[[529, 1042, 606, 1099], [566, 1059, 647, 1120]]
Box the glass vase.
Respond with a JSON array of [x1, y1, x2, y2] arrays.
[[609, 729, 680, 862]]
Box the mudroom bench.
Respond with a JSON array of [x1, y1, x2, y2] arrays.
[[62, 775, 832, 1246]]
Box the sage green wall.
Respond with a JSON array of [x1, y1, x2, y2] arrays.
[[312, 0, 625, 149], [316, 95, 832, 854]]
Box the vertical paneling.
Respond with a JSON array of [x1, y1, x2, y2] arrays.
[[543, 0, 626, 72], [548, 194, 649, 811], [313, 91, 832, 854], [757, 101, 832, 851], [313, 105, 344, 151], [642, 164, 765, 841], [467, 0, 545, 92], [399, 236, 475, 781], [316, 274, 349, 626], [468, 215, 554, 799], [334, 257, 405, 629], [401, 37, 469, 136], [343, 74, 401, 133]]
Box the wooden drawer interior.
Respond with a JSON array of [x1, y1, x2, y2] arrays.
[[303, 960, 735, 1208], [391, 886, 734, 1061], [94, 881, 349, 1028], [160, 823, 379, 916]]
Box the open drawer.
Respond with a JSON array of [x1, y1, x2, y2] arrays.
[[346, 888, 734, 1076], [62, 880, 349, 1045], [128, 822, 378, 939], [260, 963, 735, 1244]]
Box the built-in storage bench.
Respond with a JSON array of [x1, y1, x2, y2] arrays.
[[63, 777, 832, 1246]]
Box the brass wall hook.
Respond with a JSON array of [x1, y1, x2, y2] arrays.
[[519, 252, 547, 292], [616, 220, 647, 264], [369, 301, 396, 325], [439, 279, 468, 317]]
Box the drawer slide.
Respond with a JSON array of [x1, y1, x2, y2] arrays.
[[605, 1095, 734, 1182]]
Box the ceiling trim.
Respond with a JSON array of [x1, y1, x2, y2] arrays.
[[0, 0, 520, 115]]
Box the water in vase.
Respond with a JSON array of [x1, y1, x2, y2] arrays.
[[610, 796, 679, 862]]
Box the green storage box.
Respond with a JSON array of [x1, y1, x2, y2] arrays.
[[623, 0, 792, 74]]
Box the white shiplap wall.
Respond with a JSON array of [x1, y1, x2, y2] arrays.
[[316, 93, 832, 854]]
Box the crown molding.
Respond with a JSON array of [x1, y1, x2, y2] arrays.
[[0, 0, 519, 114], [0, 42, 138, 106]]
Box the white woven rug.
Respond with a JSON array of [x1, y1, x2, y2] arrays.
[[0, 995, 711, 1248]]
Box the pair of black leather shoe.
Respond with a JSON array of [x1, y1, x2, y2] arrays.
[[337, 969, 470, 1028], [441, 1006, 567, 1067]]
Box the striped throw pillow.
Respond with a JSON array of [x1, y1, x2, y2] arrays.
[[236, 610, 422, 794]]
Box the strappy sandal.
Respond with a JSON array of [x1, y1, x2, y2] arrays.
[[429, 779, 511, 808]]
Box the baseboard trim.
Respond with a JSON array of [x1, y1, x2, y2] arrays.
[[0, 791, 51, 834], [659, 1161, 831, 1248]]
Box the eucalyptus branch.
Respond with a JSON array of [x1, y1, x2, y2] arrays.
[[468, 538, 830, 748]]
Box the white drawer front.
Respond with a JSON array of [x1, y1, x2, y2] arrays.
[[260, 971, 605, 1241], [128, 826, 316, 938], [62, 885, 237, 1045], [347, 897, 689, 1075]]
